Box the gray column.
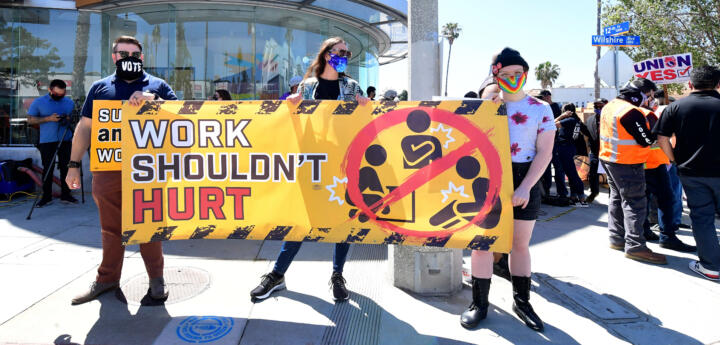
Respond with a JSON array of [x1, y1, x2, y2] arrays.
[[407, 0, 441, 101], [390, 0, 462, 296]]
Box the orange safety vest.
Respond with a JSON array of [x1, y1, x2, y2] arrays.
[[599, 99, 651, 165], [638, 107, 670, 169]]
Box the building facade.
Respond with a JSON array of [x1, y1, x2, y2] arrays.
[[0, 0, 408, 146]]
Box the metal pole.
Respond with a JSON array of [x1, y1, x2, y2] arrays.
[[27, 124, 71, 220], [613, 47, 619, 96], [657, 51, 669, 105]]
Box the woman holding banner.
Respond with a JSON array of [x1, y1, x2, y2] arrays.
[[250, 37, 369, 303], [460, 48, 555, 332]]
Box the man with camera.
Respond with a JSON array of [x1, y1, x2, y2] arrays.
[[26, 79, 77, 207]]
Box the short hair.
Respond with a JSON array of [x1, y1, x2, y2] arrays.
[[539, 90, 552, 97], [112, 35, 142, 53], [690, 65, 720, 90], [562, 103, 576, 114], [464, 91, 478, 98], [366, 86, 376, 94], [214, 89, 232, 100], [49, 79, 66, 89]]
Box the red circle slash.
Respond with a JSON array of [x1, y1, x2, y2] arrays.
[[342, 106, 503, 238]]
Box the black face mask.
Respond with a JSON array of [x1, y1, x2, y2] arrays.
[[115, 56, 144, 81], [50, 92, 65, 101]]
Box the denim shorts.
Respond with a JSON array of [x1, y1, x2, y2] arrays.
[[512, 162, 541, 221]]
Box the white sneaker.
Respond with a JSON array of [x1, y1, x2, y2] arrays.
[[689, 260, 720, 281]]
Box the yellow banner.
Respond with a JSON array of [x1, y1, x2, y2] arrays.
[[120, 100, 514, 251], [90, 101, 123, 171]]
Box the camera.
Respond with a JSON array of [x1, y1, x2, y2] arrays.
[[58, 115, 71, 127]]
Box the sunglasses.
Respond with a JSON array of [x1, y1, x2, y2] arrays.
[[115, 50, 142, 59], [329, 48, 352, 58]]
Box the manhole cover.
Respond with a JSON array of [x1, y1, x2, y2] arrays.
[[119, 266, 211, 305]]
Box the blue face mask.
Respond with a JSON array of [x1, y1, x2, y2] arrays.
[[328, 53, 347, 73]]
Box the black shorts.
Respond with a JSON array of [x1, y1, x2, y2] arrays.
[[512, 162, 541, 221]]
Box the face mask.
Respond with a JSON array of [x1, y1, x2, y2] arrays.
[[115, 56, 144, 81], [497, 72, 527, 94], [649, 99, 658, 111], [328, 53, 347, 73], [50, 92, 65, 101]]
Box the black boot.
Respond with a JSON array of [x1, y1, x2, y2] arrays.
[[460, 277, 491, 329], [511, 275, 544, 332]]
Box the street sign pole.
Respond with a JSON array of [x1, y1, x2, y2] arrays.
[[614, 47, 619, 96]]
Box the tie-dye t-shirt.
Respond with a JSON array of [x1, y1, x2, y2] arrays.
[[504, 95, 557, 163]]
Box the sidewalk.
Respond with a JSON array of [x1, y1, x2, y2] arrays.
[[0, 190, 718, 345]]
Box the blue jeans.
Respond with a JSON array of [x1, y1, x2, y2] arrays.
[[679, 176, 720, 271], [644, 165, 679, 242], [273, 241, 350, 275], [659, 164, 683, 227], [553, 144, 584, 198]]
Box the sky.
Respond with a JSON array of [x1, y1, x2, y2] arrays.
[[378, 0, 614, 97]]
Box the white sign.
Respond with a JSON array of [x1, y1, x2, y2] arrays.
[[598, 50, 634, 88], [633, 53, 693, 85]]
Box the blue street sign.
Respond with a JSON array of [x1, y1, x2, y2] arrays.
[[603, 22, 630, 36], [591, 35, 641, 47]]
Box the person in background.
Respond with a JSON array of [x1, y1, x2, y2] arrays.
[[654, 65, 720, 281], [382, 89, 397, 101], [26, 79, 77, 207], [553, 103, 590, 206], [461, 48, 555, 333], [600, 78, 666, 265], [639, 103, 696, 253], [280, 76, 303, 100], [366, 86, 376, 100], [652, 91, 690, 231], [65, 35, 177, 305], [537, 90, 565, 202], [584, 98, 607, 203], [212, 89, 232, 101], [464, 91, 478, 98], [250, 36, 370, 303], [538, 90, 561, 118]]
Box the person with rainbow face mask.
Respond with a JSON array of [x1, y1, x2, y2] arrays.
[[460, 48, 556, 333]]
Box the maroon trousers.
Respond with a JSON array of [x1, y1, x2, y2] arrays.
[[92, 171, 164, 283]]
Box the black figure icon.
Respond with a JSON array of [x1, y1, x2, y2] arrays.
[[401, 110, 442, 169], [429, 156, 502, 229], [346, 144, 391, 223]]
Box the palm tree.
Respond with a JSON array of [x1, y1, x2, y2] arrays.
[[535, 61, 560, 90], [441, 22, 461, 96]]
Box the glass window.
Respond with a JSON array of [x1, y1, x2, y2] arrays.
[[311, 0, 387, 23], [0, 7, 101, 146], [1, 3, 385, 145], [374, 0, 408, 15]]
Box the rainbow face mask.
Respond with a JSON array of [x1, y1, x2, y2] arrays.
[[497, 72, 527, 94]]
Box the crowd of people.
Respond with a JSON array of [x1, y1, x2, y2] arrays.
[[21, 33, 718, 334]]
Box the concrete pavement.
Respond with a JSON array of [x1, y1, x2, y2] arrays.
[[0, 189, 718, 345]]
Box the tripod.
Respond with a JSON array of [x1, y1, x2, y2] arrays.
[[26, 119, 84, 220]]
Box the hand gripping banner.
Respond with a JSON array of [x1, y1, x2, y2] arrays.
[[117, 99, 514, 252]]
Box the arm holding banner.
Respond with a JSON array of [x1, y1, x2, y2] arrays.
[[513, 130, 554, 209], [66, 116, 92, 190]]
